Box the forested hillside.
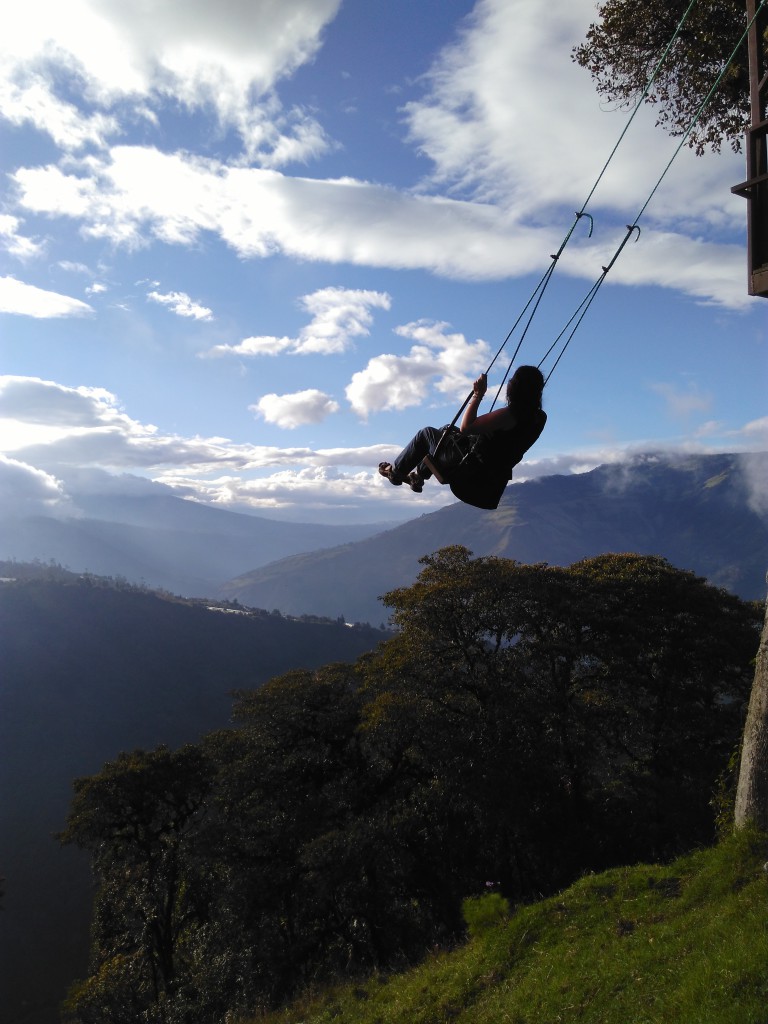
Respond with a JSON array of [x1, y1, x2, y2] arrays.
[[0, 564, 389, 1024], [255, 829, 768, 1024], [59, 549, 762, 1023]]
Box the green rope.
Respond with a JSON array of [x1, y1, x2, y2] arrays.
[[634, 0, 767, 224], [484, 0, 703, 408], [541, 0, 767, 384], [576, 0, 701, 219]]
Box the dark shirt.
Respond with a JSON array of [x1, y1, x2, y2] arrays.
[[449, 408, 547, 510]]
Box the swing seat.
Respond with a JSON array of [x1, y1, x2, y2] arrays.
[[423, 428, 483, 485], [422, 454, 449, 485]]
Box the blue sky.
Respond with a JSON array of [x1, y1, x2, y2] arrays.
[[0, 0, 766, 525]]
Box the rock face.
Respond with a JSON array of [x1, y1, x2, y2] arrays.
[[217, 453, 768, 626]]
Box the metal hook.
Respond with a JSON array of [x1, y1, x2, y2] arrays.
[[576, 211, 595, 237]]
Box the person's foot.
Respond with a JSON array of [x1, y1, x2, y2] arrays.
[[378, 462, 403, 485], [407, 471, 423, 493]]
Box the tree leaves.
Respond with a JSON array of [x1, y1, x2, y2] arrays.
[[62, 548, 761, 1021], [572, 0, 753, 154]]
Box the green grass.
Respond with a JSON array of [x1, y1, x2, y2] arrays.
[[250, 828, 768, 1024]]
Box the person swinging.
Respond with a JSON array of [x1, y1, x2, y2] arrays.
[[378, 364, 546, 510]]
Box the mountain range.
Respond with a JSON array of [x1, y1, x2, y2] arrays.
[[217, 452, 768, 625], [3, 455, 765, 630], [0, 492, 388, 598]]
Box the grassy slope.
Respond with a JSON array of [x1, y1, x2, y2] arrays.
[[253, 829, 768, 1024]]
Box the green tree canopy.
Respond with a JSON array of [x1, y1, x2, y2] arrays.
[[62, 549, 761, 1023], [573, 0, 756, 154], [60, 746, 213, 1022]]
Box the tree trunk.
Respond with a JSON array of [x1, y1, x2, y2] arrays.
[[735, 589, 768, 829]]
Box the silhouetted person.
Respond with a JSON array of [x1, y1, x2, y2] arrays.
[[378, 364, 546, 510]]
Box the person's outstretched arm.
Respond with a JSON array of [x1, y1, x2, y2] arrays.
[[461, 373, 515, 435]]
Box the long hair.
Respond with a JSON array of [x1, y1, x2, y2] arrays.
[[506, 365, 544, 415]]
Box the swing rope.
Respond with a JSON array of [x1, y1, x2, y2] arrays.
[[477, 0, 704, 413], [433, 0, 758, 459], [539, 0, 767, 384]]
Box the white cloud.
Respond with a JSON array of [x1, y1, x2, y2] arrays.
[[147, 289, 214, 320], [738, 450, 768, 517], [154, 465, 455, 518], [568, 231, 750, 310], [0, 454, 71, 518], [346, 320, 491, 418], [0, 0, 342, 162], [251, 389, 340, 429], [12, 142, 754, 308], [57, 467, 176, 498], [0, 376, 126, 429], [404, 0, 745, 224], [0, 73, 120, 151], [740, 416, 768, 445], [0, 376, 375, 475], [209, 335, 296, 357], [13, 148, 547, 271], [0, 214, 43, 260], [205, 286, 391, 358], [0, 276, 93, 318], [295, 287, 391, 354], [400, 0, 752, 304], [346, 353, 432, 419], [0, 0, 757, 308]]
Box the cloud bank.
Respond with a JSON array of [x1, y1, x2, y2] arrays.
[[10, 147, 751, 309], [0, 454, 72, 517], [2, 0, 755, 308], [3, 375, 763, 523]]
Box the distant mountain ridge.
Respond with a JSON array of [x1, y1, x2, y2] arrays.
[[216, 453, 768, 625], [0, 494, 388, 597]]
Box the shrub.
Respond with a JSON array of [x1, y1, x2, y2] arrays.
[[462, 892, 511, 938]]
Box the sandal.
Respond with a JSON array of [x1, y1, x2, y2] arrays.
[[378, 462, 404, 486], [407, 471, 423, 493]]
